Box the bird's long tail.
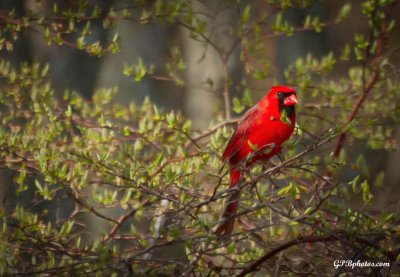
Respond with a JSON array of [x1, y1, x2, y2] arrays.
[[215, 169, 241, 235]]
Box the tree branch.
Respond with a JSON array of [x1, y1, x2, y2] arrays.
[[332, 3, 393, 159], [237, 235, 337, 277]]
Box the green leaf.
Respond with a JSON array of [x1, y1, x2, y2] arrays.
[[355, 154, 368, 176], [374, 172, 384, 188], [262, 143, 275, 155], [65, 105, 72, 117], [247, 140, 258, 151], [233, 97, 245, 114], [336, 3, 351, 22], [77, 36, 85, 49], [242, 88, 253, 106], [124, 126, 132, 136], [351, 175, 360, 192], [277, 184, 291, 196], [280, 109, 292, 126], [361, 180, 373, 204], [340, 44, 351, 61], [241, 5, 251, 23], [35, 179, 43, 193], [304, 207, 314, 215], [227, 241, 235, 253]]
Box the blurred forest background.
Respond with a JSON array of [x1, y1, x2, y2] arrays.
[[1, 0, 400, 276]]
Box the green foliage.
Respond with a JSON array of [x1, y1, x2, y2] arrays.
[[0, 0, 399, 276]]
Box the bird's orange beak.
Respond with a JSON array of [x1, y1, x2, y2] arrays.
[[284, 94, 298, 106]]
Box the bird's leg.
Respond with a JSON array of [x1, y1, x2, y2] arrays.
[[277, 153, 284, 163], [267, 155, 286, 177], [261, 160, 273, 171]]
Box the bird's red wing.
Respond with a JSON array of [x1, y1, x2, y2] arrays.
[[222, 105, 260, 162]]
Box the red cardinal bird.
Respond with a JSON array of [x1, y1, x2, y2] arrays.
[[215, 86, 298, 235]]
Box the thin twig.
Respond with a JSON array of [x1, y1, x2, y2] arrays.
[[237, 235, 337, 277]]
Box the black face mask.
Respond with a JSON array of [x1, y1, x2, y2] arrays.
[[278, 92, 296, 118]]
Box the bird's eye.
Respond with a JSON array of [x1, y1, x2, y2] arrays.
[[278, 92, 283, 98]]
